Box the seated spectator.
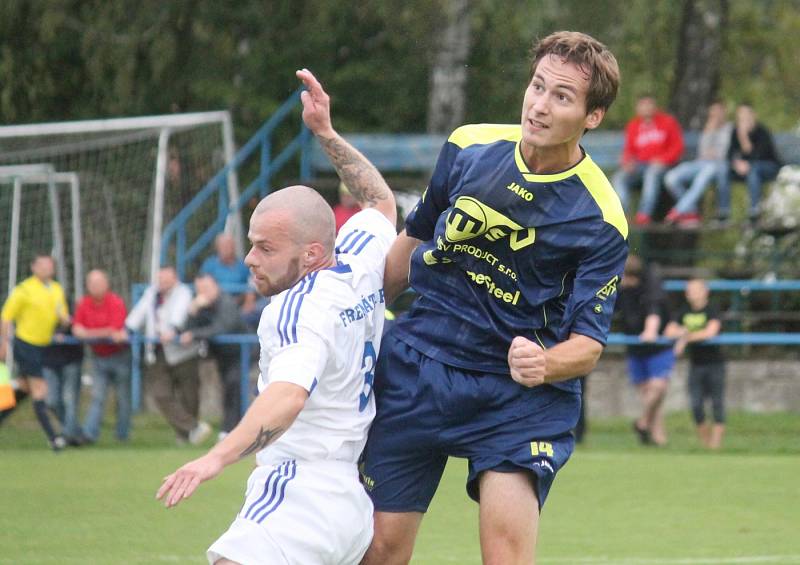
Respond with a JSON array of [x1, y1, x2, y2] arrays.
[[43, 319, 84, 446], [333, 181, 360, 233], [664, 101, 732, 227], [717, 103, 782, 225], [72, 270, 131, 443], [200, 233, 257, 314], [664, 279, 726, 449], [180, 274, 247, 440], [612, 94, 684, 225], [126, 266, 211, 445]]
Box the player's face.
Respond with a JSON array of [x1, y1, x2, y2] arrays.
[[245, 209, 304, 297], [521, 55, 603, 155]]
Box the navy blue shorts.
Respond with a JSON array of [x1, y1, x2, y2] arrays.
[[360, 334, 579, 513], [13, 337, 45, 378], [627, 348, 675, 385]]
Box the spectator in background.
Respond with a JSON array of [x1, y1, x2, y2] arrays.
[[664, 100, 732, 227], [42, 315, 84, 446], [664, 279, 726, 449], [126, 266, 211, 446], [613, 94, 684, 225], [0, 254, 69, 451], [717, 103, 782, 225], [200, 233, 257, 315], [180, 274, 247, 441], [616, 254, 673, 446], [73, 270, 131, 443], [333, 180, 360, 232]]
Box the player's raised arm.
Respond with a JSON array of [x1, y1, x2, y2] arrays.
[[296, 68, 396, 227]]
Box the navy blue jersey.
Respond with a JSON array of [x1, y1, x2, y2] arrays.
[[393, 124, 629, 393]]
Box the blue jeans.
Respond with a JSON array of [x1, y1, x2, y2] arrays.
[[612, 162, 667, 216], [43, 362, 82, 438], [82, 350, 132, 441], [664, 159, 726, 214], [717, 160, 781, 217]]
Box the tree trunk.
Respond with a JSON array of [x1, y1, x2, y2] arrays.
[[669, 0, 728, 129], [427, 0, 472, 134]]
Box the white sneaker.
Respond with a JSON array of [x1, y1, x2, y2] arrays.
[[188, 421, 212, 445]]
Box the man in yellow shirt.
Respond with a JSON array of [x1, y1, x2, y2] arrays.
[[0, 253, 70, 451]]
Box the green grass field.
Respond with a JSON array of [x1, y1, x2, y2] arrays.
[[2, 410, 799, 564]]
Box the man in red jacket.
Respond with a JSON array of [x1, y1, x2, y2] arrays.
[[612, 95, 684, 225]]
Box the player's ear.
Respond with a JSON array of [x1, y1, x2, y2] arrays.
[[303, 242, 326, 266], [584, 107, 605, 131]]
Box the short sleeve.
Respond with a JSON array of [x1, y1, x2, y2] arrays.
[[335, 208, 397, 269], [559, 223, 628, 345], [404, 138, 461, 241], [258, 283, 334, 392], [1, 287, 23, 322]]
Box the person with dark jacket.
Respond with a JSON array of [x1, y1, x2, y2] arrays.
[[181, 274, 247, 438], [717, 103, 782, 224], [616, 254, 673, 446]]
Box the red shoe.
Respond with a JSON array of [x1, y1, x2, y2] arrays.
[[677, 212, 701, 228], [664, 208, 680, 224], [634, 212, 652, 226]]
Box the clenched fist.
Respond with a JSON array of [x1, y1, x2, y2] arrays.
[[508, 336, 547, 388]]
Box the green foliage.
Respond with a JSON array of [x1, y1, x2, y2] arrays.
[[1, 0, 798, 138]]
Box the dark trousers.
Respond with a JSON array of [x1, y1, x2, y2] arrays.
[[148, 349, 200, 436], [216, 354, 242, 433], [688, 362, 726, 424]]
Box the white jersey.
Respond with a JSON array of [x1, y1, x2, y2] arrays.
[[255, 208, 396, 467]]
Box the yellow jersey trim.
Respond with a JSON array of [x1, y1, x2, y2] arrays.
[[577, 158, 629, 239], [448, 124, 521, 149]]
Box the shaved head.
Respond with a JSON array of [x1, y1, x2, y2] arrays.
[[246, 185, 337, 296], [254, 185, 336, 254], [86, 269, 110, 299]]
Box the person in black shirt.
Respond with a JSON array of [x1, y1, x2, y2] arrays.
[[716, 103, 781, 224], [616, 254, 673, 446], [665, 278, 725, 449]]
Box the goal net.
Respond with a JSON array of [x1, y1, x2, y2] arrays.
[[0, 112, 237, 303]]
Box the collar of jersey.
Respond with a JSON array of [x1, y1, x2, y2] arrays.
[[514, 141, 591, 182], [327, 257, 352, 274]]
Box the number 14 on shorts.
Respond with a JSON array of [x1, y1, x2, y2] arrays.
[[530, 441, 554, 457]]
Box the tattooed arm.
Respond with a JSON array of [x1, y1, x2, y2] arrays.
[[296, 68, 397, 226], [156, 382, 307, 507]]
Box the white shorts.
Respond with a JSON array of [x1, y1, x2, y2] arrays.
[[207, 459, 373, 565]]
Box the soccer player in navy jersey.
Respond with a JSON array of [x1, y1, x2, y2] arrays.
[[361, 31, 627, 564]]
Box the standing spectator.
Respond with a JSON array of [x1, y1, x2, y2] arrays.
[[180, 274, 247, 440], [664, 279, 726, 449], [0, 253, 69, 451], [612, 94, 684, 225], [717, 103, 782, 225], [126, 266, 211, 445], [333, 181, 360, 233], [200, 233, 257, 314], [616, 254, 673, 446], [42, 320, 84, 446], [664, 101, 732, 227], [72, 270, 131, 443]]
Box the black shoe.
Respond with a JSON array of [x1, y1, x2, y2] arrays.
[[632, 422, 652, 445], [50, 436, 67, 453], [66, 434, 90, 447]]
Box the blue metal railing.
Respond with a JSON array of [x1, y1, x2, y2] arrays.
[[161, 89, 312, 279]]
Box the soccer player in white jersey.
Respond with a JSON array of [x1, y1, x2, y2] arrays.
[[156, 69, 397, 565]]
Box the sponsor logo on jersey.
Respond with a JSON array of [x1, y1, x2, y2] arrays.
[[444, 196, 535, 251], [595, 275, 619, 301], [338, 289, 386, 327], [465, 270, 521, 304], [506, 181, 534, 201]]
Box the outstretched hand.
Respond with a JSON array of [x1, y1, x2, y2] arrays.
[[156, 453, 224, 508], [296, 68, 335, 138], [508, 336, 547, 388]]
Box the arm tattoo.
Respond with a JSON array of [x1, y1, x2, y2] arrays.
[[318, 134, 391, 208], [239, 426, 283, 458]]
